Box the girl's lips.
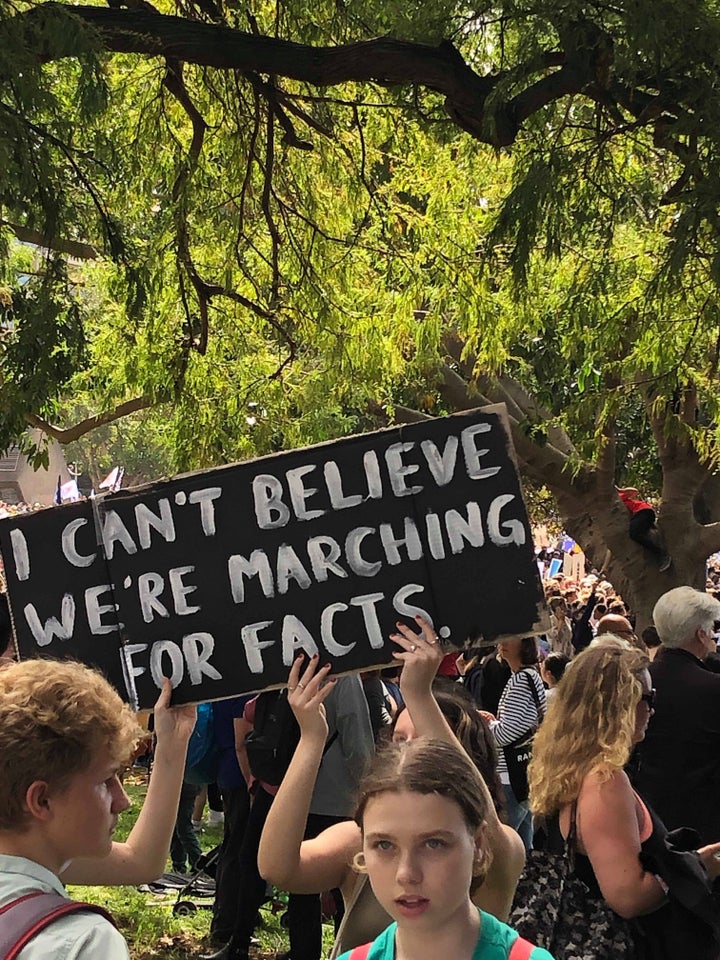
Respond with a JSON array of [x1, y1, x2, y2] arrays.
[[394, 896, 430, 917]]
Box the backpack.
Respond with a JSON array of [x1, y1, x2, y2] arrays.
[[0, 891, 116, 960], [245, 689, 301, 786], [347, 933, 535, 959], [184, 702, 220, 785]]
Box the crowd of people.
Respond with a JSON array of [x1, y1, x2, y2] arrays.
[[1, 566, 720, 960]]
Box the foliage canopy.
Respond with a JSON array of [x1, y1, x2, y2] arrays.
[[3, 0, 720, 552]]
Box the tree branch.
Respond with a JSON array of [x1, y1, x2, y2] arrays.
[[12, 4, 601, 149], [0, 220, 98, 260], [25, 396, 154, 443]]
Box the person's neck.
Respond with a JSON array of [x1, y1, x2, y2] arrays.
[[394, 901, 480, 960], [680, 639, 708, 661], [0, 831, 62, 876]]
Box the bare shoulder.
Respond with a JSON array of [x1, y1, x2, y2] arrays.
[[476, 823, 526, 920], [580, 767, 633, 807], [575, 767, 638, 848]]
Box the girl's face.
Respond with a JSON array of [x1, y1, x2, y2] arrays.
[[496, 638, 521, 665], [362, 789, 482, 931]]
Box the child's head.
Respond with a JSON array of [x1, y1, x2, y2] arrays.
[[540, 652, 570, 687], [354, 738, 491, 901], [0, 658, 141, 832]]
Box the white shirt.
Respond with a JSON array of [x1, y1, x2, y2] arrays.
[[0, 854, 129, 960], [490, 668, 546, 783]]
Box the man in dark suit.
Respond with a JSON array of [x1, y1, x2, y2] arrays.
[[633, 586, 720, 844]]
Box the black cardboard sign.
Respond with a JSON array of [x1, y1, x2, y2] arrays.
[[0, 405, 548, 707]]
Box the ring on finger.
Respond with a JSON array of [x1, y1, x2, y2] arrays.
[[298, 681, 306, 689], [288, 685, 297, 691], [410, 644, 417, 653]]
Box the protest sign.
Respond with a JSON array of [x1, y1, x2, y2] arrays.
[[0, 405, 548, 707]]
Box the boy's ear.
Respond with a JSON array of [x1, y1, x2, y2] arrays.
[[25, 781, 54, 821]]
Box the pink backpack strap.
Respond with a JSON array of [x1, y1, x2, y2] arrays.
[[348, 943, 373, 960], [508, 934, 535, 960], [0, 891, 116, 960]]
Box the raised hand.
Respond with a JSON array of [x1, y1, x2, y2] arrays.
[[392, 615, 446, 700], [287, 655, 334, 744], [152, 677, 197, 748]]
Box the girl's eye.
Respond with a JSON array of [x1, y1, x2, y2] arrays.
[[372, 839, 393, 852], [425, 838, 447, 849]]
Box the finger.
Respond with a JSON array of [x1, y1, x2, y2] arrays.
[[414, 615, 437, 641], [299, 653, 321, 687], [154, 676, 172, 710], [287, 655, 305, 688], [393, 651, 416, 663], [310, 676, 337, 705], [391, 630, 418, 652], [304, 662, 332, 694], [394, 621, 420, 642]]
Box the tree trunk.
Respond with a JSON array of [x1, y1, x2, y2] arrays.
[[422, 349, 718, 631]]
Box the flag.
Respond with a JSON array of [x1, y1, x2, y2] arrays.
[[99, 466, 119, 490], [60, 480, 80, 502]]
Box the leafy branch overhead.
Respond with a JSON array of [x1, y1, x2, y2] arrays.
[[4, 1, 720, 567]]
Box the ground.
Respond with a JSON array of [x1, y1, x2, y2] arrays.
[[68, 771, 337, 960]]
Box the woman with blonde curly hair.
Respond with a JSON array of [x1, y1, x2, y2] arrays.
[[525, 642, 720, 959]]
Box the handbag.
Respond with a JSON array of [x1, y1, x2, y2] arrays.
[[509, 806, 636, 960], [503, 670, 544, 803]]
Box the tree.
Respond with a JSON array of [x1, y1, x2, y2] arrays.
[[4, 0, 720, 620]]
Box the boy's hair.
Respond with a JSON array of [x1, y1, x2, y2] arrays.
[[542, 651, 571, 683], [0, 659, 141, 830]]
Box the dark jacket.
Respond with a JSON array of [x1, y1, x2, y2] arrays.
[[632, 646, 720, 845]]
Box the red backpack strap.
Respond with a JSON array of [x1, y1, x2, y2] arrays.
[[0, 891, 116, 960], [348, 943, 373, 960], [508, 934, 535, 960]]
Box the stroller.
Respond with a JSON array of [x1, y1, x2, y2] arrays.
[[139, 845, 220, 916], [173, 845, 220, 916]]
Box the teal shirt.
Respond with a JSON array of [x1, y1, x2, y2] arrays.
[[335, 909, 556, 960]]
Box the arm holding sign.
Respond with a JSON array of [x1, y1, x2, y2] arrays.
[[61, 679, 196, 885], [393, 616, 526, 921], [257, 657, 361, 896]]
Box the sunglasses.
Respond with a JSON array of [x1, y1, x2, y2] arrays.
[[640, 688, 656, 709]]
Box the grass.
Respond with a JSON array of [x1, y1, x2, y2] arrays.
[[66, 771, 310, 960]]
